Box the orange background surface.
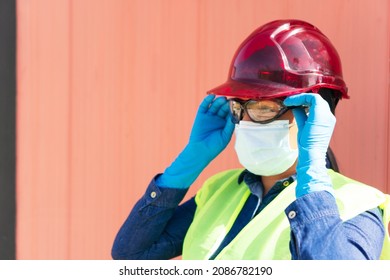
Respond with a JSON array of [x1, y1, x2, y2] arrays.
[[16, 0, 390, 259]]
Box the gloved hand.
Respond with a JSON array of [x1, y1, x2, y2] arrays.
[[284, 93, 336, 198], [156, 94, 235, 189]]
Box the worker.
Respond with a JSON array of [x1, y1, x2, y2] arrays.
[[112, 19, 390, 260]]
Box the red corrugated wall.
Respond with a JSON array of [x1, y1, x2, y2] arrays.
[[16, 0, 390, 259]]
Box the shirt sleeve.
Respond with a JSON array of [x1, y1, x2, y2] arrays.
[[285, 191, 385, 260], [111, 174, 196, 260]]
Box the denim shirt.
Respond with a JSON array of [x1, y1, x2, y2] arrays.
[[112, 171, 385, 260]]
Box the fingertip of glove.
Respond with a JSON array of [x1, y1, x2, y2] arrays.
[[284, 93, 320, 106], [283, 95, 298, 106], [205, 94, 215, 101]]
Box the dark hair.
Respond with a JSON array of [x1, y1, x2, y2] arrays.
[[319, 88, 342, 115], [318, 88, 342, 172]]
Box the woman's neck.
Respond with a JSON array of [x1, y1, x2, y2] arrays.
[[261, 161, 297, 196]]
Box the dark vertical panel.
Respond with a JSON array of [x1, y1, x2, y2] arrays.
[[0, 0, 16, 259]]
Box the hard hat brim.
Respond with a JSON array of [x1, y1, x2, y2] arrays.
[[207, 79, 310, 100]]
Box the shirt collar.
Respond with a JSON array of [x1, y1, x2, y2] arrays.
[[238, 169, 296, 198]]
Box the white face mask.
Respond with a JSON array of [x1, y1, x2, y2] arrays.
[[234, 120, 298, 176]]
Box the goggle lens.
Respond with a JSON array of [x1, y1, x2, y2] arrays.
[[229, 99, 289, 124]]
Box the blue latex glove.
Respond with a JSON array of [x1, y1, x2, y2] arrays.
[[156, 94, 235, 189], [284, 93, 336, 198]]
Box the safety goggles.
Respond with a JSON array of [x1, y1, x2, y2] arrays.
[[228, 98, 298, 124]]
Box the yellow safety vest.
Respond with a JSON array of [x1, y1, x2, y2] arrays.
[[182, 169, 390, 260]]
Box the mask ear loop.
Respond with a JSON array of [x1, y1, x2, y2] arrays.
[[288, 121, 296, 128]]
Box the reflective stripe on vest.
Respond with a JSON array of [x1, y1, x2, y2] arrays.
[[182, 169, 390, 260]]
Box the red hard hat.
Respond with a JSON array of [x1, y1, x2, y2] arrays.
[[207, 19, 349, 99]]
